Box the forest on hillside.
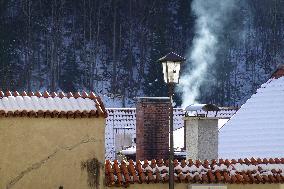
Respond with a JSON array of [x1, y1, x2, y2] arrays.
[[0, 0, 284, 107]]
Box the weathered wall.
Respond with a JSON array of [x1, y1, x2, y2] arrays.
[[228, 184, 282, 189], [106, 183, 283, 189], [185, 118, 199, 160], [0, 117, 105, 189], [185, 117, 218, 161]]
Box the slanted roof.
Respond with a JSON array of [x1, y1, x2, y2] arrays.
[[158, 52, 186, 62], [219, 65, 284, 159], [105, 158, 284, 187], [0, 91, 107, 118]]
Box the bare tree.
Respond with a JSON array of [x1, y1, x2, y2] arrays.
[[111, 0, 117, 94]]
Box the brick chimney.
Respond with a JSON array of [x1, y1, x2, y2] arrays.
[[185, 117, 218, 161], [136, 97, 170, 161]]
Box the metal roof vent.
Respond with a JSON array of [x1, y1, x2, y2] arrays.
[[185, 104, 220, 117]]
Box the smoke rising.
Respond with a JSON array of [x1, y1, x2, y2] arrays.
[[179, 0, 237, 107]]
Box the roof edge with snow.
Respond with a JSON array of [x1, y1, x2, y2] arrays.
[[105, 157, 284, 187], [0, 91, 107, 118]]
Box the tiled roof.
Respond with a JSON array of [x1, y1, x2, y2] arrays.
[[0, 91, 107, 118], [105, 108, 184, 160], [105, 158, 284, 187], [219, 74, 284, 158], [105, 108, 136, 160], [105, 107, 237, 160]]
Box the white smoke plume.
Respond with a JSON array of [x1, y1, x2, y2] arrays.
[[179, 0, 237, 107]]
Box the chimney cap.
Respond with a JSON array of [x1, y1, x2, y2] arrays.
[[185, 104, 220, 112], [135, 97, 170, 103]]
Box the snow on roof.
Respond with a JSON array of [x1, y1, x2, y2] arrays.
[[105, 107, 236, 160], [105, 108, 137, 159], [0, 91, 107, 118], [120, 145, 187, 157], [105, 108, 184, 160], [219, 75, 284, 159], [184, 104, 238, 119], [105, 158, 284, 187], [185, 104, 220, 111], [121, 146, 136, 155]]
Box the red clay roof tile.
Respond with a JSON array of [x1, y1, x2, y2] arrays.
[[275, 158, 281, 164], [28, 91, 34, 96], [269, 158, 275, 164], [43, 91, 50, 98], [89, 92, 96, 99], [67, 92, 73, 98], [51, 92, 57, 97], [105, 158, 284, 187], [35, 91, 42, 97], [257, 158, 263, 164], [178, 172, 186, 182], [81, 91, 89, 98], [231, 159, 237, 164], [244, 158, 250, 164], [13, 91, 20, 96], [251, 157, 257, 165], [6, 91, 12, 96], [58, 92, 65, 98], [223, 172, 231, 183], [74, 92, 81, 99]]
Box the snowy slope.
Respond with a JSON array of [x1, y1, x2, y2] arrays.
[[219, 76, 284, 159]]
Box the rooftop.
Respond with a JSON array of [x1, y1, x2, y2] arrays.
[[219, 66, 284, 159], [105, 158, 284, 187], [105, 107, 237, 160], [0, 91, 107, 118], [158, 52, 186, 62]]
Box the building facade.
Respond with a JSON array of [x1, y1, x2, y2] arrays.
[[0, 91, 107, 189]]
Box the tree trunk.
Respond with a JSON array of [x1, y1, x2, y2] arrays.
[[111, 0, 117, 94]]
